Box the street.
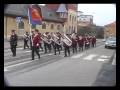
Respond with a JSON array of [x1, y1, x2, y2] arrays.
[[4, 41, 115, 86]]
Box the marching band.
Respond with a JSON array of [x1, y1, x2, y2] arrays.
[[10, 29, 96, 60]]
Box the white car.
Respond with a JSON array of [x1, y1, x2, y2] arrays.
[[105, 37, 116, 48]]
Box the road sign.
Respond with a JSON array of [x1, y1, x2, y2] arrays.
[[16, 17, 22, 23]]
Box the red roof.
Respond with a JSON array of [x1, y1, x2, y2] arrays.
[[105, 21, 116, 27]]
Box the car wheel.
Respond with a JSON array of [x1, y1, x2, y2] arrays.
[[105, 46, 107, 48]]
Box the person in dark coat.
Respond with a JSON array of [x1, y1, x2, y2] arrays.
[[10, 30, 18, 57], [31, 29, 40, 60], [23, 32, 29, 49]]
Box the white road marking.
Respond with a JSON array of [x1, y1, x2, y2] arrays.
[[25, 50, 31, 52], [4, 52, 61, 72], [97, 58, 108, 61], [100, 55, 110, 58], [71, 53, 85, 59], [4, 47, 23, 52], [4, 68, 9, 71], [83, 54, 97, 60]]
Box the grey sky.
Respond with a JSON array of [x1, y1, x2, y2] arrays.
[[39, 4, 116, 26], [78, 4, 116, 26]]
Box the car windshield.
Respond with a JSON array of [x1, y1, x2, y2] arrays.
[[107, 37, 116, 41]]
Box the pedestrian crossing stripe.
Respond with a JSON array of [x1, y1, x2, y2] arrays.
[[83, 54, 97, 60], [71, 53, 85, 59], [97, 58, 108, 61]]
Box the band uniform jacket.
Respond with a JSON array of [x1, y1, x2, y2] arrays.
[[32, 34, 40, 47]]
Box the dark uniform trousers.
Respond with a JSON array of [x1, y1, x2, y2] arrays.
[[11, 45, 16, 56], [78, 43, 83, 51], [64, 45, 70, 57], [24, 39, 29, 49], [54, 43, 60, 55], [44, 42, 48, 53], [72, 43, 77, 53], [32, 46, 40, 60], [47, 43, 51, 53]]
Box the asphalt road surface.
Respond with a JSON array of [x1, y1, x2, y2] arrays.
[[4, 41, 115, 86]]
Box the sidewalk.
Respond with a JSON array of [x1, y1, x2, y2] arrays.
[[93, 52, 116, 86]]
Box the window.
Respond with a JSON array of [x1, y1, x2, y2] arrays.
[[31, 24, 36, 29], [18, 21, 24, 29], [51, 24, 54, 29], [42, 23, 46, 29], [57, 25, 60, 30]]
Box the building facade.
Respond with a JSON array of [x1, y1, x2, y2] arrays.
[[104, 21, 116, 38], [4, 4, 78, 40]]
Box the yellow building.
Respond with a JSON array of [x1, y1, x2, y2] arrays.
[[4, 4, 78, 40], [104, 21, 116, 38]]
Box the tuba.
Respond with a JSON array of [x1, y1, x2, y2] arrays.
[[61, 34, 72, 46], [41, 33, 52, 44], [52, 32, 62, 45]]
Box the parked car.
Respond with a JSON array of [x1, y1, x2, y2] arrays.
[[105, 37, 116, 48]]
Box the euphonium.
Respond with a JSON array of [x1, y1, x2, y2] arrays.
[[41, 33, 52, 44], [61, 34, 72, 46], [52, 33, 62, 45]]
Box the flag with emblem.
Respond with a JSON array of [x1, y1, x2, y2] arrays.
[[28, 4, 42, 25]]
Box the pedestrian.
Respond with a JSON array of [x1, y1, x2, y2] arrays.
[[10, 30, 18, 57], [31, 29, 40, 60], [23, 32, 29, 49]]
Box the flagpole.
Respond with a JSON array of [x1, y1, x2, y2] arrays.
[[28, 6, 33, 47]]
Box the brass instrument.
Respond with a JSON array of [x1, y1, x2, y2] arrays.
[[52, 33, 62, 45], [61, 34, 72, 46], [41, 33, 52, 44]]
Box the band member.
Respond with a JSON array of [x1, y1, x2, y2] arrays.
[[92, 36, 96, 47], [30, 31, 35, 50], [38, 32, 43, 51], [47, 33, 52, 53], [54, 32, 61, 55], [10, 30, 18, 57], [71, 33, 77, 54], [43, 32, 48, 53], [32, 29, 40, 60], [85, 35, 90, 49], [78, 35, 84, 51], [23, 32, 29, 49], [63, 34, 71, 57]]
